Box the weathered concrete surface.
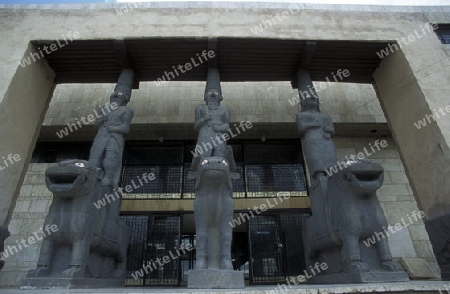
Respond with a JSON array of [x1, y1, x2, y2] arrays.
[[0, 43, 55, 226], [5, 281, 450, 293]]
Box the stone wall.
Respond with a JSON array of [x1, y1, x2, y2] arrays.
[[0, 164, 51, 287], [44, 81, 384, 127]]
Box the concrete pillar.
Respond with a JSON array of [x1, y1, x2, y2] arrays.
[[373, 47, 450, 278], [0, 43, 55, 225]]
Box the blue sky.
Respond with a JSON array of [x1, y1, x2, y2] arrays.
[[1, 0, 449, 6]]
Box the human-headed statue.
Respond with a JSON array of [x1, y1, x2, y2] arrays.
[[297, 90, 336, 183], [191, 68, 231, 171], [89, 69, 134, 189]]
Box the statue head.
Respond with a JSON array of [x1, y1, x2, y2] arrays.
[[110, 85, 130, 107], [204, 68, 222, 109], [111, 69, 134, 106], [300, 97, 320, 113]]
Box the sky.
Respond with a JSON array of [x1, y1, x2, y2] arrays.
[[1, 0, 449, 6]]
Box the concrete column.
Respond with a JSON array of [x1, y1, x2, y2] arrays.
[[0, 43, 55, 225], [373, 47, 450, 278]]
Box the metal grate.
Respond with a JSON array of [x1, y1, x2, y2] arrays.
[[146, 215, 181, 286], [248, 211, 311, 285], [278, 212, 311, 277], [122, 165, 182, 198], [125, 146, 183, 165], [249, 215, 284, 284], [244, 144, 301, 164], [121, 215, 148, 286], [246, 164, 307, 197], [121, 214, 182, 287]]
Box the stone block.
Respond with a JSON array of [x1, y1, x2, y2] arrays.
[[413, 241, 436, 259], [400, 257, 437, 279], [387, 225, 417, 258], [379, 184, 410, 196], [187, 269, 245, 289], [14, 201, 30, 213], [408, 225, 431, 241], [389, 172, 410, 184], [28, 200, 49, 213]]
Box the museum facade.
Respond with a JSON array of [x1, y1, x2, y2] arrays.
[[0, 1, 449, 287]]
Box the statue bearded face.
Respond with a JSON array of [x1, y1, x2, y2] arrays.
[[110, 91, 129, 106], [301, 98, 320, 112], [204, 90, 222, 109]]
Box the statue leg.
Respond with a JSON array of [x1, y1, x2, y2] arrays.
[[377, 238, 403, 272], [342, 235, 369, 272], [62, 237, 90, 278], [88, 142, 104, 168], [102, 142, 120, 188], [194, 198, 208, 269], [28, 239, 53, 277], [219, 195, 233, 270]]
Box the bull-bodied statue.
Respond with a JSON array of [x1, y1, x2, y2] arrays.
[[295, 69, 408, 283], [26, 160, 128, 283], [302, 159, 408, 283], [187, 67, 244, 289]]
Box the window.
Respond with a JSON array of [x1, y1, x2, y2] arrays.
[[31, 140, 309, 199], [122, 140, 308, 199]]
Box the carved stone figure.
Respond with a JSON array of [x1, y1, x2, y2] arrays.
[[297, 97, 337, 183], [187, 68, 244, 289], [24, 160, 129, 288], [302, 159, 408, 283], [296, 70, 408, 283], [191, 68, 231, 171], [89, 69, 134, 190], [0, 226, 10, 271], [23, 69, 133, 289]]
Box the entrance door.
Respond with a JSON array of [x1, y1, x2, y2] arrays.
[[121, 214, 181, 286], [248, 211, 310, 285], [145, 215, 181, 286], [248, 214, 285, 284]]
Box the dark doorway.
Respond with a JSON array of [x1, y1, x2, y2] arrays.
[[247, 210, 310, 285]]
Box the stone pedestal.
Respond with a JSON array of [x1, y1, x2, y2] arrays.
[[20, 278, 124, 289], [308, 271, 409, 284], [187, 269, 245, 289]]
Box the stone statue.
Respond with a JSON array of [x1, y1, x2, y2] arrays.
[[187, 68, 244, 289], [23, 69, 134, 289], [89, 69, 134, 222], [302, 159, 408, 283], [191, 68, 232, 171], [23, 160, 129, 288], [0, 226, 10, 271], [296, 70, 408, 284], [89, 69, 134, 190], [297, 96, 337, 184]]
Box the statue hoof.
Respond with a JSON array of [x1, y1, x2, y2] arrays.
[[62, 266, 83, 278], [381, 261, 404, 272], [219, 260, 233, 270], [348, 261, 370, 272], [195, 258, 207, 270], [27, 265, 50, 277]]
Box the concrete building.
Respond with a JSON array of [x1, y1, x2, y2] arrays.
[[0, 1, 449, 288]]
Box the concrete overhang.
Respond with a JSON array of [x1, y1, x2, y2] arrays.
[[34, 37, 390, 86]]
